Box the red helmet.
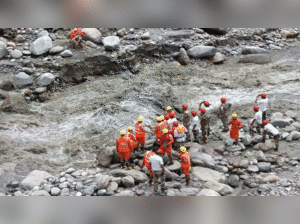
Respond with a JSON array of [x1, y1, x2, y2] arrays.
[[164, 115, 170, 120], [221, 97, 227, 102], [173, 121, 179, 127], [170, 112, 176, 117], [262, 120, 269, 125], [261, 93, 267, 98], [253, 106, 259, 111], [200, 108, 206, 113], [182, 104, 188, 109], [204, 101, 209, 106], [191, 111, 197, 116]]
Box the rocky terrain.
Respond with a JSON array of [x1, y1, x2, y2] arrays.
[[1, 28, 300, 196]]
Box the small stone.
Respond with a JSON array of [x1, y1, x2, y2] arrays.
[[76, 192, 82, 196], [10, 49, 22, 59], [50, 187, 61, 196], [60, 50, 73, 57]]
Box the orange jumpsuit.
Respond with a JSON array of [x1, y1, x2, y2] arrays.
[[180, 152, 191, 176], [157, 134, 174, 156], [142, 151, 156, 178], [228, 119, 243, 140], [167, 111, 177, 118], [70, 29, 85, 39], [125, 132, 138, 150], [155, 122, 164, 139], [161, 120, 169, 130], [116, 136, 132, 160], [135, 122, 147, 145]]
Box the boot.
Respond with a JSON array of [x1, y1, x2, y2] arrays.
[[125, 162, 132, 170], [120, 161, 125, 169], [148, 179, 153, 187], [274, 147, 278, 152]]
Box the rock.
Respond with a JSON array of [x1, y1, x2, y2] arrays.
[[225, 138, 234, 147], [1, 94, 30, 114], [204, 181, 233, 196], [60, 188, 69, 196], [122, 176, 135, 188], [253, 140, 275, 152], [286, 135, 293, 142], [257, 162, 271, 172], [21, 170, 53, 190], [14, 35, 26, 43], [75, 182, 83, 191], [34, 87, 47, 94], [10, 49, 22, 59], [243, 134, 253, 146], [65, 168, 75, 174], [0, 90, 9, 99], [187, 46, 217, 58], [165, 160, 181, 172], [0, 41, 7, 59], [141, 32, 150, 40], [117, 28, 126, 37], [49, 33, 56, 41], [285, 111, 297, 119], [84, 185, 97, 195], [290, 131, 300, 140], [214, 165, 228, 173], [242, 46, 269, 54], [115, 190, 134, 196], [109, 169, 148, 184], [30, 36, 53, 55], [192, 167, 226, 183], [197, 189, 220, 196], [82, 28, 102, 44], [111, 177, 122, 185], [280, 29, 299, 38], [291, 122, 300, 130], [97, 189, 107, 196], [190, 152, 215, 168], [281, 132, 290, 139], [29, 190, 51, 196], [14, 191, 23, 196], [96, 147, 115, 167], [177, 48, 189, 65], [180, 187, 200, 196], [269, 44, 282, 50], [36, 73, 55, 86], [202, 28, 227, 35], [60, 50, 73, 57], [247, 165, 259, 173], [49, 46, 64, 55], [11, 181, 19, 188], [12, 72, 33, 88], [255, 150, 267, 162], [124, 45, 137, 52], [22, 50, 31, 56], [103, 36, 120, 51], [37, 30, 49, 38], [95, 174, 110, 189], [107, 182, 118, 192], [276, 157, 285, 167], [85, 41, 98, 48], [243, 179, 260, 188], [59, 182, 69, 189], [271, 118, 293, 128], [50, 187, 61, 196], [0, 80, 15, 91], [228, 175, 239, 188], [60, 177, 66, 183], [231, 159, 249, 168], [238, 54, 271, 64], [255, 173, 279, 184], [211, 52, 226, 64]]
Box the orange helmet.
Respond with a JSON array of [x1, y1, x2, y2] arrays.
[[200, 108, 206, 113], [182, 104, 188, 109], [191, 111, 197, 116], [221, 97, 227, 102], [170, 112, 176, 117], [262, 120, 269, 125], [164, 115, 170, 120], [204, 101, 209, 106], [173, 121, 179, 127], [261, 93, 267, 98], [253, 106, 259, 111]]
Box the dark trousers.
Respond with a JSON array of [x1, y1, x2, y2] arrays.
[[261, 111, 267, 128]]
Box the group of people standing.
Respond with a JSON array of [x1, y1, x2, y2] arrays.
[[115, 92, 280, 193]]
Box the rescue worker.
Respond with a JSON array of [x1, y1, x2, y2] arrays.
[[157, 129, 174, 165], [154, 117, 164, 141], [190, 111, 201, 143], [125, 126, 138, 152], [250, 106, 262, 138], [166, 106, 177, 118], [149, 147, 166, 194], [168, 112, 177, 130], [179, 146, 191, 186], [182, 104, 191, 141], [135, 117, 151, 151], [142, 149, 156, 186], [255, 93, 269, 128], [228, 114, 243, 147], [199, 101, 213, 136], [173, 121, 188, 151], [161, 115, 169, 130], [200, 108, 208, 144], [262, 120, 280, 151], [70, 28, 86, 48], [219, 97, 232, 132], [116, 130, 133, 170]]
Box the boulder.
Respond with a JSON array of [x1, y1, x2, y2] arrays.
[[247, 165, 259, 173], [286, 135, 293, 142], [190, 152, 215, 168], [271, 118, 293, 128], [111, 177, 122, 185], [284, 126, 296, 133], [177, 48, 189, 65], [210, 52, 226, 64], [257, 162, 271, 172], [82, 28, 102, 44], [37, 30, 49, 38], [97, 147, 114, 167], [115, 190, 134, 196], [228, 174, 239, 188], [238, 54, 271, 64], [0, 90, 9, 99], [280, 29, 299, 38], [117, 28, 127, 37], [29, 190, 51, 196], [122, 176, 135, 188], [0, 80, 15, 91], [255, 173, 279, 184], [49, 46, 64, 55], [197, 189, 220, 196], [241, 46, 269, 54], [124, 45, 137, 52], [290, 131, 300, 140], [214, 165, 228, 173], [14, 35, 26, 43], [109, 169, 148, 184], [10, 49, 23, 59], [255, 150, 267, 162], [243, 179, 260, 188], [204, 181, 233, 196], [165, 160, 181, 172], [60, 50, 73, 57], [60, 188, 69, 196], [85, 41, 98, 48], [21, 170, 54, 190], [106, 182, 118, 192], [0, 41, 7, 59], [13, 72, 33, 88], [95, 174, 110, 190], [141, 31, 150, 40], [103, 36, 120, 51], [30, 36, 53, 55], [22, 50, 31, 56], [50, 187, 61, 196], [180, 187, 200, 196], [231, 159, 249, 168], [84, 185, 97, 195], [21, 68, 34, 75], [36, 73, 55, 86], [187, 46, 217, 58], [243, 134, 252, 146], [281, 132, 289, 139], [253, 140, 275, 152], [192, 167, 226, 183], [291, 122, 300, 131], [285, 111, 297, 119], [1, 94, 31, 114]]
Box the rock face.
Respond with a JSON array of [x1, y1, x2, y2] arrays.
[[103, 36, 120, 51], [192, 167, 226, 183], [82, 28, 102, 44], [95, 174, 110, 190], [12, 72, 33, 88], [0, 41, 8, 59], [36, 73, 55, 86], [204, 181, 233, 196], [238, 54, 271, 64], [211, 52, 226, 64], [21, 170, 54, 190], [187, 46, 217, 58], [197, 189, 221, 196], [177, 48, 189, 65], [242, 46, 269, 54], [1, 94, 31, 114], [30, 36, 53, 55]]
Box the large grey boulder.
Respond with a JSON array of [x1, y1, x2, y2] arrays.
[[95, 174, 110, 190], [165, 160, 181, 172], [49, 46, 64, 55], [187, 46, 217, 58], [271, 118, 293, 128], [82, 28, 102, 44], [190, 152, 215, 168], [21, 170, 54, 190], [204, 181, 233, 196], [192, 167, 226, 183], [291, 122, 300, 130], [109, 169, 148, 184], [36, 73, 55, 86], [97, 147, 115, 167], [180, 187, 200, 196], [242, 46, 269, 54], [30, 36, 53, 55], [13, 72, 33, 88], [122, 176, 135, 188], [255, 150, 267, 162], [253, 140, 275, 152], [0, 41, 7, 59], [238, 54, 271, 64], [103, 36, 120, 51], [243, 134, 253, 146], [197, 189, 220, 196], [37, 30, 49, 38]]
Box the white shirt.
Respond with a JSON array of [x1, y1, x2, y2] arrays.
[[149, 154, 164, 171], [264, 123, 279, 135], [201, 104, 213, 117], [174, 128, 187, 142], [168, 118, 177, 129], [189, 116, 200, 131], [254, 111, 262, 124], [257, 98, 268, 112]]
